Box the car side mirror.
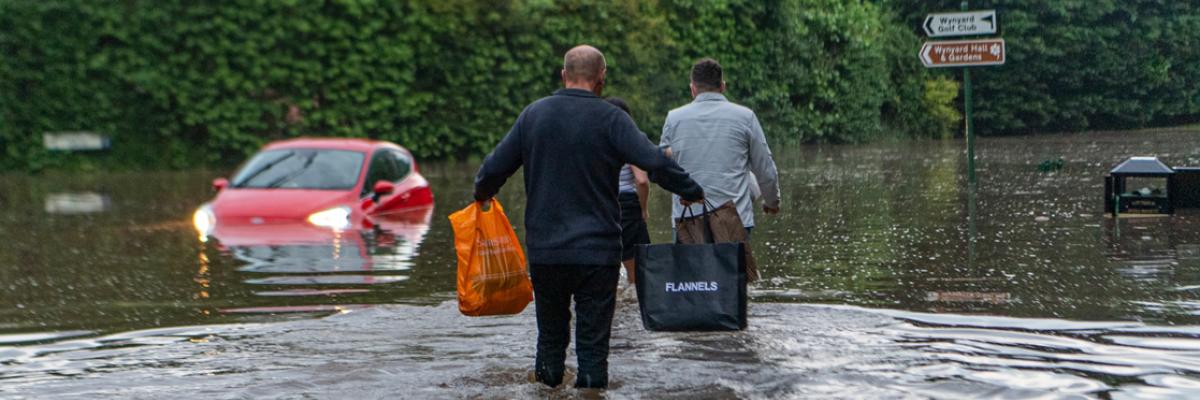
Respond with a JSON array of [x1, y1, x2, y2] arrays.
[[371, 180, 394, 203], [373, 181, 395, 195], [213, 178, 229, 191]]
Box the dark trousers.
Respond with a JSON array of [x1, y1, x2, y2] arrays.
[[529, 263, 620, 389]]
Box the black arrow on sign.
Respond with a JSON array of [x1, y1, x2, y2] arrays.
[[981, 14, 994, 31]]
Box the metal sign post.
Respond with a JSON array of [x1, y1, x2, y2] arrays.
[[919, 1, 1002, 185], [961, 1, 974, 184], [965, 63, 975, 183], [962, 2, 975, 183]]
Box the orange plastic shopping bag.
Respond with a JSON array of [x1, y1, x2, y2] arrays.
[[448, 199, 533, 316]]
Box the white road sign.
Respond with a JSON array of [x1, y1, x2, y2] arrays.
[[43, 131, 110, 151], [924, 10, 997, 37]]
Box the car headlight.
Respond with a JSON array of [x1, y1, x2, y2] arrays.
[[307, 206, 351, 229], [193, 205, 216, 238]]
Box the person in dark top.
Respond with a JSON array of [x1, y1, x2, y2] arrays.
[[605, 97, 651, 284], [474, 45, 704, 389]]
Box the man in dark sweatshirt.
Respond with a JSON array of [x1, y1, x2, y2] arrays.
[[474, 45, 704, 389]]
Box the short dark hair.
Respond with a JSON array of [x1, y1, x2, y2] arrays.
[[691, 58, 723, 92], [605, 97, 632, 117]]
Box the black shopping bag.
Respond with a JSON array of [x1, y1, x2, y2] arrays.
[[634, 241, 748, 331]]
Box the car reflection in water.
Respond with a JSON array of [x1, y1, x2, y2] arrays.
[[209, 205, 434, 313]]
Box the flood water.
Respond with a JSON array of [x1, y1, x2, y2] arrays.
[[4, 128, 1200, 398]]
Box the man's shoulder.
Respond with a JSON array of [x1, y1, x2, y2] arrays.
[[521, 94, 583, 120], [668, 99, 757, 120], [722, 101, 757, 120], [665, 102, 700, 121], [529, 93, 616, 112], [524, 94, 627, 135], [525, 95, 559, 111]]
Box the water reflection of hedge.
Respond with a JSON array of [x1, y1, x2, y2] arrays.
[[0, 0, 956, 171]]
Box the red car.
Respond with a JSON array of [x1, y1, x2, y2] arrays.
[[193, 138, 434, 243]]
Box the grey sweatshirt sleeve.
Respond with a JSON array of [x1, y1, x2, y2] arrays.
[[747, 112, 780, 208], [611, 112, 704, 201], [473, 114, 524, 201]]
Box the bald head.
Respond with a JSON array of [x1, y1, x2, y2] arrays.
[[562, 45, 606, 86]]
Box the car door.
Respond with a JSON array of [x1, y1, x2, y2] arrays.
[[384, 150, 432, 207], [361, 150, 403, 215]]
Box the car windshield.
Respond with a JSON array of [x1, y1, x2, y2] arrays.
[[231, 149, 365, 190]]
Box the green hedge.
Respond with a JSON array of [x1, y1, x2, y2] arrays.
[[0, 0, 955, 171]]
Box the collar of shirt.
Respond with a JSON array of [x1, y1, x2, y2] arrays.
[[693, 92, 727, 103], [554, 88, 599, 98]]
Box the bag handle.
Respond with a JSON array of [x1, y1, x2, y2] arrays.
[[701, 201, 717, 243], [476, 198, 501, 215], [681, 201, 697, 219], [681, 200, 717, 244]]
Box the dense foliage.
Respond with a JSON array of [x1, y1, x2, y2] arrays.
[[890, 0, 1200, 135], [2, 0, 958, 171]]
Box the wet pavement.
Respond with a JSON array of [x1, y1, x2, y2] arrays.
[[4, 128, 1200, 398]]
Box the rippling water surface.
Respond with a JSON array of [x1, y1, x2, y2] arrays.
[[4, 129, 1200, 398]]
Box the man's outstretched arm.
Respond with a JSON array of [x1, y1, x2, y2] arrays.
[[474, 116, 524, 201], [609, 113, 704, 201]]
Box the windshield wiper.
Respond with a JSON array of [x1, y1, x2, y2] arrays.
[[265, 152, 317, 188], [233, 151, 295, 187]]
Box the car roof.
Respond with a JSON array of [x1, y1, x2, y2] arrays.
[[262, 138, 404, 153]]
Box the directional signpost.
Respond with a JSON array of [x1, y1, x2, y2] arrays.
[[919, 4, 1002, 185]]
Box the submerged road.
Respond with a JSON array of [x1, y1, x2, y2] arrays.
[[5, 299, 1200, 399]]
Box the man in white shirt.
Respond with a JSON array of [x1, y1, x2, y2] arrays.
[[660, 58, 781, 235]]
